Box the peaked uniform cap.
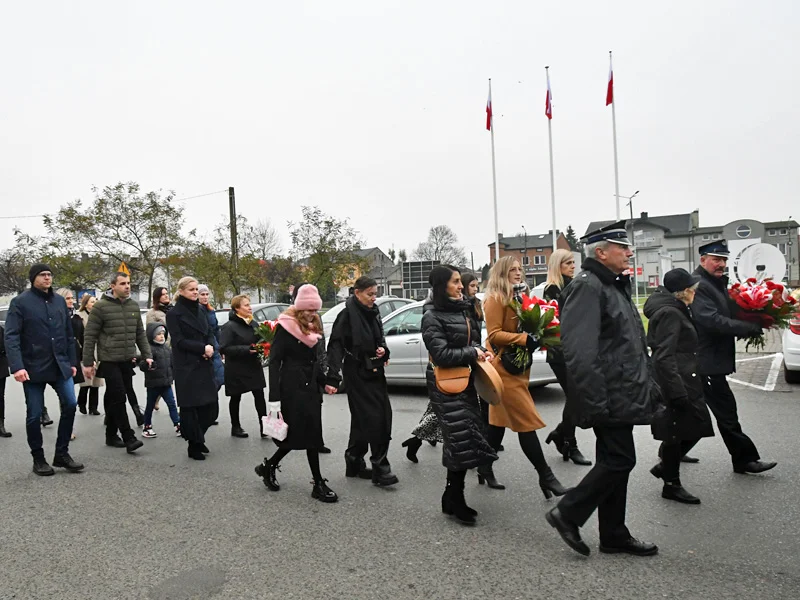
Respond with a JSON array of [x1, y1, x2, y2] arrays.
[[580, 220, 632, 246], [698, 239, 729, 257]]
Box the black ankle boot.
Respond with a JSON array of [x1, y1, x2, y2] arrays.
[[41, 409, 53, 427], [565, 439, 592, 466], [539, 468, 570, 499], [187, 443, 206, 460], [0, 419, 11, 438], [545, 429, 565, 458], [231, 426, 249, 438], [441, 479, 476, 524], [344, 453, 372, 479], [401, 437, 423, 463], [255, 460, 280, 491], [662, 480, 701, 504], [477, 466, 506, 489], [311, 479, 339, 503]]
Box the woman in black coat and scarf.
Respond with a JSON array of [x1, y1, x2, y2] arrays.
[[644, 269, 714, 504], [326, 276, 398, 487], [541, 250, 592, 466], [219, 294, 267, 439], [422, 265, 498, 525], [255, 285, 338, 503], [166, 277, 220, 460]]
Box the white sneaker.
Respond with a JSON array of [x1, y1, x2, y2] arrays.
[[142, 426, 157, 439]]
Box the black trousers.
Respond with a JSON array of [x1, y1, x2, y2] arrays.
[[99, 362, 136, 443], [660, 439, 699, 482], [77, 386, 100, 412], [229, 389, 267, 429], [180, 403, 219, 445], [703, 375, 760, 466], [0, 378, 5, 419], [346, 439, 392, 475], [549, 361, 576, 442], [557, 425, 635, 545]]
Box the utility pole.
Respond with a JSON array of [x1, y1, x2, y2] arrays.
[[229, 186, 239, 291]]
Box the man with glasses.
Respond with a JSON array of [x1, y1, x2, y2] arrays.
[[4, 264, 84, 475]]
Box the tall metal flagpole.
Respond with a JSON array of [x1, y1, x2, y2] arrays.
[[609, 51, 621, 220], [546, 67, 557, 253], [489, 79, 500, 263]]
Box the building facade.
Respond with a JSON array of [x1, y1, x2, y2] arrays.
[[487, 231, 570, 286]]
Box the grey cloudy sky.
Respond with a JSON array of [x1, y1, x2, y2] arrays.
[[1, 1, 797, 268]]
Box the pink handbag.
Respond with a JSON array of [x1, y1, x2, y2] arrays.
[[261, 402, 288, 441]]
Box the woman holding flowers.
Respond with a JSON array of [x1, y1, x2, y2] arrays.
[[542, 250, 592, 466], [255, 285, 338, 503], [219, 294, 267, 439], [483, 256, 569, 498]]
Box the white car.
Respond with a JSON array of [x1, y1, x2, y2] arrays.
[[321, 296, 414, 339], [782, 316, 800, 384], [381, 301, 557, 387]]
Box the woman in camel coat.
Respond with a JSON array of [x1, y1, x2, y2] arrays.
[[483, 256, 569, 499]]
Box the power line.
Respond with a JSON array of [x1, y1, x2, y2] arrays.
[[0, 214, 47, 220]]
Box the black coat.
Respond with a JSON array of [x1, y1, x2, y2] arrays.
[[70, 313, 85, 384], [465, 296, 484, 347], [0, 325, 9, 378], [421, 298, 497, 471], [4, 287, 76, 382], [326, 300, 393, 444], [692, 267, 761, 376], [165, 296, 218, 408], [143, 322, 173, 388], [561, 258, 658, 428], [644, 288, 714, 443], [219, 312, 266, 396], [268, 325, 326, 449], [543, 276, 572, 365]]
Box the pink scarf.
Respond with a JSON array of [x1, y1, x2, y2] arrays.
[[277, 313, 322, 348]]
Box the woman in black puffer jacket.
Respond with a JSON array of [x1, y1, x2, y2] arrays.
[[422, 265, 498, 525], [219, 294, 267, 439]]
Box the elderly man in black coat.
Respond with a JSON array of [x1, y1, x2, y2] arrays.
[[691, 240, 777, 475], [3, 264, 84, 475], [545, 222, 659, 558]]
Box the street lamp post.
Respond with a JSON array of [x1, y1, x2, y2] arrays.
[[521, 225, 528, 287], [788, 215, 794, 285], [618, 191, 640, 305]]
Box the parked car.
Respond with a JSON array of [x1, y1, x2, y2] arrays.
[[0, 305, 8, 328], [380, 301, 557, 388], [782, 315, 800, 384], [321, 296, 414, 339], [215, 303, 289, 327]]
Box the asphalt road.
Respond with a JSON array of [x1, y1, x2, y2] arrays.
[[0, 370, 798, 600]]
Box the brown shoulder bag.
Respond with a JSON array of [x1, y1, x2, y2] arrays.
[[431, 318, 472, 395]]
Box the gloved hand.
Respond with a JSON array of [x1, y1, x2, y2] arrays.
[[526, 334, 541, 352], [747, 322, 763, 336]]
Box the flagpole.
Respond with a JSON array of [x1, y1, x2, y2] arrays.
[[489, 78, 500, 263], [546, 67, 557, 253], [609, 50, 621, 220]]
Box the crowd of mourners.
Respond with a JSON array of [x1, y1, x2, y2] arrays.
[[0, 220, 779, 557]]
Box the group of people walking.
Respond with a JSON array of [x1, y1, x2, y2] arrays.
[[0, 227, 781, 546]]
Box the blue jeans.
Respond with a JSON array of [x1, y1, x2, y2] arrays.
[[23, 376, 77, 458], [144, 386, 180, 427]]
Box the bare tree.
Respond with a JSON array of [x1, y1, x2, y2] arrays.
[[241, 218, 283, 262], [412, 225, 467, 266]]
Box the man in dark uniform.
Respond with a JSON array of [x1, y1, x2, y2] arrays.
[[545, 222, 659, 557], [692, 240, 777, 474]]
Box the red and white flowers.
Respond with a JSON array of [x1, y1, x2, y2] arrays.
[[252, 320, 278, 362], [729, 278, 798, 351]]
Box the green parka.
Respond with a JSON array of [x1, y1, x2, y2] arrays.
[[82, 292, 151, 365]]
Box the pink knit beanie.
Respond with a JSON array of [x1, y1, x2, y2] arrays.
[[293, 284, 323, 311]]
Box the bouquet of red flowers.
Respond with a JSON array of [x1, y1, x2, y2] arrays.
[[252, 320, 279, 363], [729, 278, 798, 351], [505, 294, 561, 370]]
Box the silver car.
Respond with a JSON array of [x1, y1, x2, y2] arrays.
[[322, 296, 414, 339], [381, 301, 557, 387], [215, 303, 289, 327]]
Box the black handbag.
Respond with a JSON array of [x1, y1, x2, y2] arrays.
[[493, 342, 532, 375]]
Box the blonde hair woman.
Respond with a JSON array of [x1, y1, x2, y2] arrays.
[[542, 250, 591, 466], [166, 276, 219, 460], [483, 256, 569, 498], [75, 295, 104, 415]]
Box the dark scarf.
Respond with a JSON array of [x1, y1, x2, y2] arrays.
[[582, 257, 631, 298], [436, 295, 471, 313], [176, 295, 207, 329], [345, 295, 382, 357]]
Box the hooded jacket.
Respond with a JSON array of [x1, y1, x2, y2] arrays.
[[142, 322, 173, 388]]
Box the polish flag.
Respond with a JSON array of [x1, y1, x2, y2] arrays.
[[545, 78, 553, 119], [486, 87, 493, 130], [606, 57, 614, 106]]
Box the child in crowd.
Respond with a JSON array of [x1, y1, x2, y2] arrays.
[[141, 323, 180, 438]]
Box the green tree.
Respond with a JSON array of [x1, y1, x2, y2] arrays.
[[289, 206, 368, 300], [388, 248, 396, 264], [565, 225, 583, 254], [398, 249, 407, 263], [262, 256, 303, 300], [0, 230, 32, 295], [42, 182, 191, 305]]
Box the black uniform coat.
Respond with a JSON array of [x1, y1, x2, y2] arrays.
[[219, 311, 266, 396], [644, 288, 714, 443], [560, 258, 658, 429], [543, 276, 572, 366], [326, 296, 393, 444], [166, 295, 218, 408], [421, 297, 497, 471], [692, 267, 761, 376], [268, 325, 325, 449]]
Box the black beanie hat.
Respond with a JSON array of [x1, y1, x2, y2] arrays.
[[29, 263, 53, 284]]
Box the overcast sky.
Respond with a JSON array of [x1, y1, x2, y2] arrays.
[[1, 1, 797, 269]]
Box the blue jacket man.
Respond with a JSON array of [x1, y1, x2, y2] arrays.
[[4, 264, 85, 475]]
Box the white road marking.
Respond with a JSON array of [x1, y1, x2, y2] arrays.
[[728, 352, 784, 392], [735, 353, 779, 363]]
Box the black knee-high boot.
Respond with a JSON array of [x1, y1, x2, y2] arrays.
[[518, 431, 570, 499]]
